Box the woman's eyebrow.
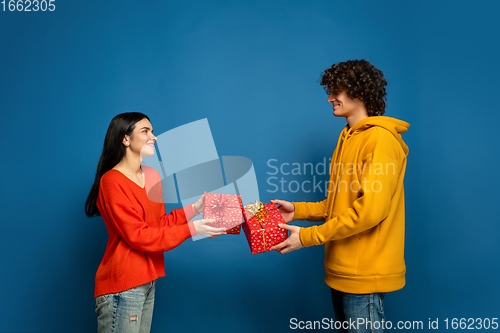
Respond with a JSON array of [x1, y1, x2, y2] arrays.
[[140, 126, 152, 131]]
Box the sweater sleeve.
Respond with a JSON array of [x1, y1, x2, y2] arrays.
[[142, 165, 198, 236], [159, 203, 198, 236], [292, 199, 327, 222], [299, 150, 401, 246], [104, 199, 194, 252]]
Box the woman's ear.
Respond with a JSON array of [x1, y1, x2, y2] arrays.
[[122, 135, 130, 146]]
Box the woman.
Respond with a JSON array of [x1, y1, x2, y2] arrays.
[[85, 112, 225, 333]]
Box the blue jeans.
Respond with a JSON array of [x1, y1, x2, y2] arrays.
[[95, 280, 156, 333], [331, 289, 386, 333]]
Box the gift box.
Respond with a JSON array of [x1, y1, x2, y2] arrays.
[[242, 201, 288, 254], [203, 193, 243, 234]]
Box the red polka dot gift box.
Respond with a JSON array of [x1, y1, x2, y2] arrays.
[[203, 193, 243, 235], [242, 201, 288, 254]]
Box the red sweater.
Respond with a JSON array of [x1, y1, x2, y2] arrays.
[[95, 165, 197, 298]]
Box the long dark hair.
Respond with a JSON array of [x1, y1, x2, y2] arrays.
[[85, 112, 150, 217]]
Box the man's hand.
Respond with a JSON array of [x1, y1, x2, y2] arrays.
[[270, 199, 295, 223], [270, 224, 304, 254]]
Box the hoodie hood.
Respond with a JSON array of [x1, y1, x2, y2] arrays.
[[347, 116, 410, 156]]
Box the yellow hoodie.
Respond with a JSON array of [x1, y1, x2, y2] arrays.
[[294, 116, 410, 294]]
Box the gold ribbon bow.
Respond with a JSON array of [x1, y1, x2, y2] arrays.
[[244, 200, 268, 223]]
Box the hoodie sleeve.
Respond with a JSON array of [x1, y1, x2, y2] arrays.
[[299, 149, 402, 246], [292, 199, 327, 222]]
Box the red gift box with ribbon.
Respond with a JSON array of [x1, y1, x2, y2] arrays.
[[242, 201, 288, 254], [203, 193, 243, 234]]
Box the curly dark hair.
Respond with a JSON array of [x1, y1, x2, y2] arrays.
[[320, 60, 387, 116]]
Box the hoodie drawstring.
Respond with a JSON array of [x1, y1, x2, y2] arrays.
[[325, 127, 352, 220]]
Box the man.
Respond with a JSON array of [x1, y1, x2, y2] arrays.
[[270, 59, 410, 333]]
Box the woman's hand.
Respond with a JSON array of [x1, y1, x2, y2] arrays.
[[193, 192, 206, 214], [193, 218, 227, 237], [270, 199, 295, 223]]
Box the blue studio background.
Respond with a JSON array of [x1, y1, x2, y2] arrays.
[[1, 1, 500, 332]]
